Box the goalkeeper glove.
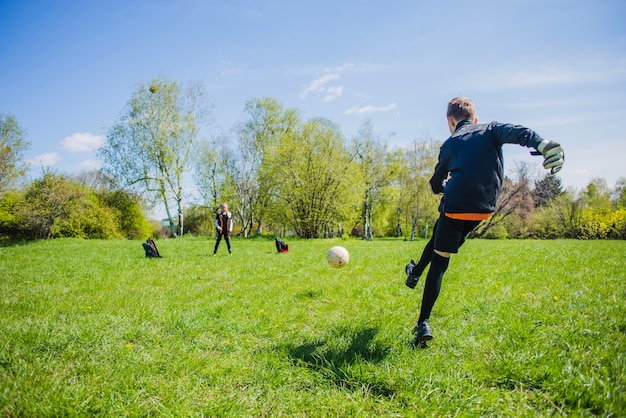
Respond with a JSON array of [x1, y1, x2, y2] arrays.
[[532, 140, 564, 174]]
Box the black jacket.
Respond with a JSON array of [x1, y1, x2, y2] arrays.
[[215, 211, 232, 236], [430, 120, 544, 214]]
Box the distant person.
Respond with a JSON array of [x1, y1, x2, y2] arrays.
[[214, 202, 233, 255], [404, 97, 564, 347]]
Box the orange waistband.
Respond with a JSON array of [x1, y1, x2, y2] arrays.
[[445, 212, 491, 221]]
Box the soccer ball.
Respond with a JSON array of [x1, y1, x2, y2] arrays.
[[327, 246, 349, 268]]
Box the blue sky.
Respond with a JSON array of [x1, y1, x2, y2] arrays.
[[1, 0, 625, 194]]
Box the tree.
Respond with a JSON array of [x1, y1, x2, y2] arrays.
[[582, 177, 611, 212], [471, 161, 535, 238], [612, 177, 626, 209], [352, 119, 400, 240], [397, 139, 440, 240], [74, 170, 152, 239], [530, 190, 580, 238], [97, 189, 153, 240], [14, 170, 122, 239], [0, 190, 22, 241], [194, 134, 232, 214], [99, 77, 210, 237], [236, 97, 300, 236], [532, 173, 563, 207], [276, 118, 359, 238], [0, 113, 30, 197], [74, 169, 120, 192]]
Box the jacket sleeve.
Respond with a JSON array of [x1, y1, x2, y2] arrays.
[[492, 122, 544, 150], [429, 149, 448, 194], [228, 216, 233, 231]]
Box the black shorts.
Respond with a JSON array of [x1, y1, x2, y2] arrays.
[[432, 214, 482, 254]]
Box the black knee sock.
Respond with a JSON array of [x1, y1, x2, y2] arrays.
[[418, 253, 450, 323], [412, 237, 434, 277]]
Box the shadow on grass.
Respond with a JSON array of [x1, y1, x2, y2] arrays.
[[0, 239, 39, 247], [294, 289, 323, 300], [284, 325, 396, 398]]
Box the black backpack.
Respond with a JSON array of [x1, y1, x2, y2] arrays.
[[142, 238, 162, 258], [275, 237, 289, 253]]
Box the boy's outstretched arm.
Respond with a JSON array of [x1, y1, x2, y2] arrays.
[[531, 139, 565, 174], [493, 122, 565, 174]]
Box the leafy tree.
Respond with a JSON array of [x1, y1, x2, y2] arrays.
[[236, 97, 300, 236], [397, 139, 440, 240], [0, 113, 30, 197], [0, 190, 22, 241], [582, 177, 611, 212], [99, 77, 210, 237], [54, 192, 122, 239], [73, 170, 152, 239], [15, 171, 79, 239], [13, 170, 122, 239], [182, 204, 215, 236], [352, 119, 400, 240], [98, 190, 152, 239], [531, 189, 582, 238], [276, 118, 359, 238]]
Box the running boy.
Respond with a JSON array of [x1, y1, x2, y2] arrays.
[[406, 97, 564, 347]]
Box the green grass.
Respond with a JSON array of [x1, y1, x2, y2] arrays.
[[1, 237, 625, 417]]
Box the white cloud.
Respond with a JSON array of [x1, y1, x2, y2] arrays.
[[324, 85, 344, 102], [78, 159, 101, 170], [62, 132, 104, 152], [300, 74, 340, 99], [29, 152, 61, 167], [344, 102, 398, 115]]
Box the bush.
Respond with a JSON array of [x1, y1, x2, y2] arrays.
[[0, 190, 23, 242], [98, 190, 152, 239], [53, 194, 123, 239], [481, 223, 509, 239], [182, 205, 214, 236]]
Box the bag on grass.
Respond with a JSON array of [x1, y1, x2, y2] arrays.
[[275, 237, 289, 253], [142, 237, 162, 258]]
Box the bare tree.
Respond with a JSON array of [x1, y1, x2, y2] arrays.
[[470, 161, 535, 238]]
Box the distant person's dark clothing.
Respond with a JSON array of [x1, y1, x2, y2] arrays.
[[214, 205, 233, 255]]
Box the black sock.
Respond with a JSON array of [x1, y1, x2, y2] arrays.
[[418, 252, 450, 324], [412, 237, 434, 277]]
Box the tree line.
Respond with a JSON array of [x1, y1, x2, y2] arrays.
[[1, 77, 625, 242]]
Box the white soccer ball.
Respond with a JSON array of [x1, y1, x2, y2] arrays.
[[327, 246, 349, 268]]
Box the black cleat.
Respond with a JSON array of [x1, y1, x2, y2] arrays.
[[412, 320, 433, 348], [405, 260, 419, 289]]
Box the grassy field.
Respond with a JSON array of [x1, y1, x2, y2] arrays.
[[1, 237, 625, 417]]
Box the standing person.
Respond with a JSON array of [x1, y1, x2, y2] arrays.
[[405, 97, 564, 347], [214, 202, 233, 255]]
